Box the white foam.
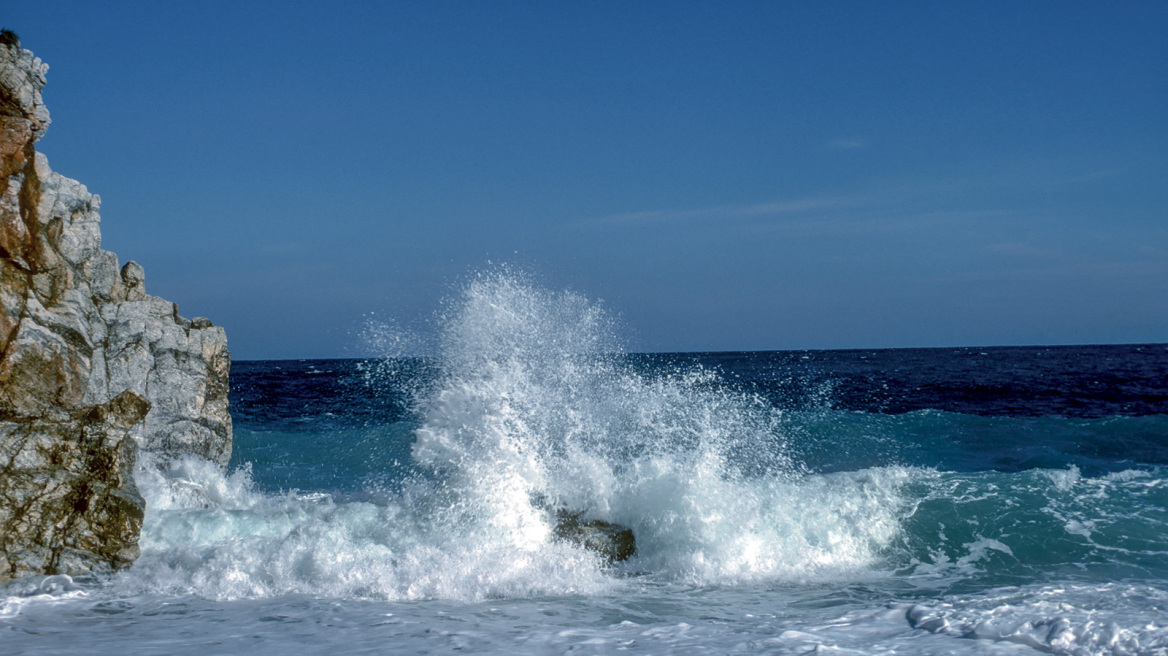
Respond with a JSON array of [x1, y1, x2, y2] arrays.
[[907, 583, 1168, 656], [1041, 465, 1082, 492], [112, 269, 910, 602], [410, 269, 908, 586], [0, 574, 86, 618]]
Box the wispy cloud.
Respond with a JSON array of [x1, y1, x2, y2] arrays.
[[260, 241, 305, 256], [581, 196, 861, 227], [724, 208, 1025, 243], [984, 242, 1061, 259], [576, 183, 1002, 230], [577, 160, 1124, 234], [1067, 169, 1122, 183], [828, 138, 866, 150], [942, 258, 1168, 285]]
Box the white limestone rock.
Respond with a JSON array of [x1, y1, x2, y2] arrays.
[[0, 39, 232, 580]]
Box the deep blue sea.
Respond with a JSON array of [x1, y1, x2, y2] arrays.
[[4, 273, 1168, 655]]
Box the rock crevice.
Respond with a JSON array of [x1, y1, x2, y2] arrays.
[[0, 39, 231, 581]]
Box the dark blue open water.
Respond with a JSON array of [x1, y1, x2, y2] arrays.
[[4, 273, 1167, 655]]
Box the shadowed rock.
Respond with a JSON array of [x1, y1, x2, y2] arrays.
[[0, 390, 149, 578], [552, 508, 636, 563]]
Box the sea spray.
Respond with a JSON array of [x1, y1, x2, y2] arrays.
[[108, 269, 909, 601], [410, 268, 907, 584], [5, 330, 1166, 655]]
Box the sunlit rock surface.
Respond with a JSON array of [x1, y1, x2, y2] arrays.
[[0, 37, 230, 580]]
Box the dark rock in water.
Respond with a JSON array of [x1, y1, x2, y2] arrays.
[[0, 41, 231, 580], [552, 509, 636, 563]]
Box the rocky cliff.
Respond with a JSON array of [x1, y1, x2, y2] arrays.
[[0, 37, 231, 580]]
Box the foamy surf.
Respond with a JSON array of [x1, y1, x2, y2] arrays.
[[97, 269, 909, 603], [4, 271, 1166, 656]]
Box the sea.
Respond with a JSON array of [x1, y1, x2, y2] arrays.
[[4, 271, 1168, 655]]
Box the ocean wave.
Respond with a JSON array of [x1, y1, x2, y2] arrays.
[[94, 270, 914, 601]]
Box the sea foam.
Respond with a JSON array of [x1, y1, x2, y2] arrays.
[[114, 269, 907, 601]]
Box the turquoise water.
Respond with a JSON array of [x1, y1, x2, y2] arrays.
[[4, 271, 1167, 655]]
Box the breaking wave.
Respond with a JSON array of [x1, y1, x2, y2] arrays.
[[112, 269, 908, 601]]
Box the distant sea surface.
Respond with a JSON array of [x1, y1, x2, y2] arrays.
[[4, 275, 1167, 655]]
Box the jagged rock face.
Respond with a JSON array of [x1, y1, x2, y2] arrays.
[[0, 41, 231, 580], [0, 391, 149, 579]]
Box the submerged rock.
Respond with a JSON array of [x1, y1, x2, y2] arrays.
[[552, 509, 636, 563], [0, 40, 230, 580]]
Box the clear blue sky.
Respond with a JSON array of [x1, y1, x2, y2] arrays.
[[7, 1, 1167, 359]]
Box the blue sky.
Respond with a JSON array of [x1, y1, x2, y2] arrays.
[[7, 1, 1167, 359]]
